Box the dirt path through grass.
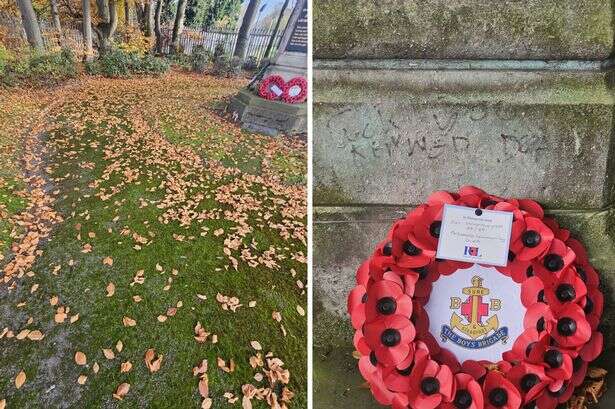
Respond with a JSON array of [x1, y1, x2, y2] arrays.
[[0, 73, 307, 408]]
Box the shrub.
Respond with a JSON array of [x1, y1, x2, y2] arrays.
[[242, 56, 258, 71], [190, 45, 211, 73], [0, 47, 77, 86], [167, 52, 192, 69], [0, 44, 10, 76], [28, 48, 77, 80], [117, 26, 154, 56], [212, 55, 242, 78], [213, 42, 225, 60], [86, 49, 170, 78]]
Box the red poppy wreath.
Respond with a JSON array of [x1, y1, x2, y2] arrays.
[[258, 75, 286, 101], [282, 76, 308, 104], [348, 186, 604, 409]]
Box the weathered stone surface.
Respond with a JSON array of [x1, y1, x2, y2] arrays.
[[229, 89, 307, 136], [313, 205, 615, 407], [314, 68, 615, 209], [314, 0, 614, 60]]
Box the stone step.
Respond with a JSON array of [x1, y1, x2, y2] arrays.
[[314, 64, 615, 209], [314, 0, 614, 60]]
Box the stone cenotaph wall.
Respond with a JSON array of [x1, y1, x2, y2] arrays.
[[229, 0, 307, 136], [313, 1, 615, 407]]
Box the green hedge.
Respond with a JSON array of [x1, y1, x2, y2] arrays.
[[86, 50, 170, 78], [1, 48, 77, 86]]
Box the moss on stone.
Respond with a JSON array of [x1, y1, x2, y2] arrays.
[[313, 185, 352, 205], [314, 0, 614, 60]]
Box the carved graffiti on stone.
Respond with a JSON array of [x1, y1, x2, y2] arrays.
[[324, 105, 546, 164]]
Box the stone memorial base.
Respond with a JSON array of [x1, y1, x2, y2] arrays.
[[229, 89, 306, 137], [265, 52, 307, 81], [313, 61, 615, 407]]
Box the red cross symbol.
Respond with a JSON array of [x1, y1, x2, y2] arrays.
[[461, 296, 489, 324]]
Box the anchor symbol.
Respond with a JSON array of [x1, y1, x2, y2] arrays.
[[450, 276, 499, 339]]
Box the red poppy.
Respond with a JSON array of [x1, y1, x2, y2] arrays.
[[410, 301, 430, 335], [543, 267, 587, 312], [383, 361, 414, 392], [433, 347, 461, 374], [523, 303, 554, 335], [570, 331, 603, 387], [536, 379, 574, 409], [518, 198, 544, 219], [410, 306, 440, 355], [457, 194, 482, 208], [543, 217, 570, 242], [369, 375, 396, 406], [512, 328, 546, 362], [364, 315, 416, 366], [407, 350, 455, 409], [533, 239, 576, 278], [520, 276, 545, 308], [570, 354, 589, 388], [579, 331, 603, 363], [358, 350, 382, 383], [401, 272, 419, 297], [518, 333, 573, 381], [348, 284, 367, 329], [369, 240, 397, 280], [353, 329, 370, 356], [437, 259, 473, 276], [482, 371, 522, 409], [413, 263, 440, 301], [506, 363, 549, 402], [566, 240, 600, 287], [497, 254, 532, 284], [441, 373, 484, 409], [459, 185, 487, 197], [427, 190, 458, 206], [510, 217, 554, 261], [550, 303, 591, 348], [580, 282, 603, 331], [409, 204, 443, 253], [356, 259, 371, 286], [391, 217, 434, 269], [539, 348, 573, 381], [494, 202, 526, 250], [460, 360, 487, 381], [574, 262, 600, 291], [365, 279, 413, 323], [460, 185, 508, 209]]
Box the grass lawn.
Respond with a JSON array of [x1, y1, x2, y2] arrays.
[[0, 72, 307, 408]]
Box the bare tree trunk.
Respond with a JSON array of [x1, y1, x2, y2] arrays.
[[50, 0, 64, 46], [170, 0, 187, 53], [124, 0, 130, 25], [264, 0, 288, 59], [82, 0, 94, 60], [154, 0, 163, 53], [16, 0, 44, 50], [145, 0, 154, 37], [94, 0, 118, 54], [233, 0, 260, 60]]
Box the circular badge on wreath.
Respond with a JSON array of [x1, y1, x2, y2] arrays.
[[282, 77, 307, 104], [348, 186, 604, 409], [258, 75, 286, 101]]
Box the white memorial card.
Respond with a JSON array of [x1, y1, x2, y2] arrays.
[[436, 204, 513, 267]]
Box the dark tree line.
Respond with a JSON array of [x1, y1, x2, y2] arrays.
[[14, 0, 283, 63]]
